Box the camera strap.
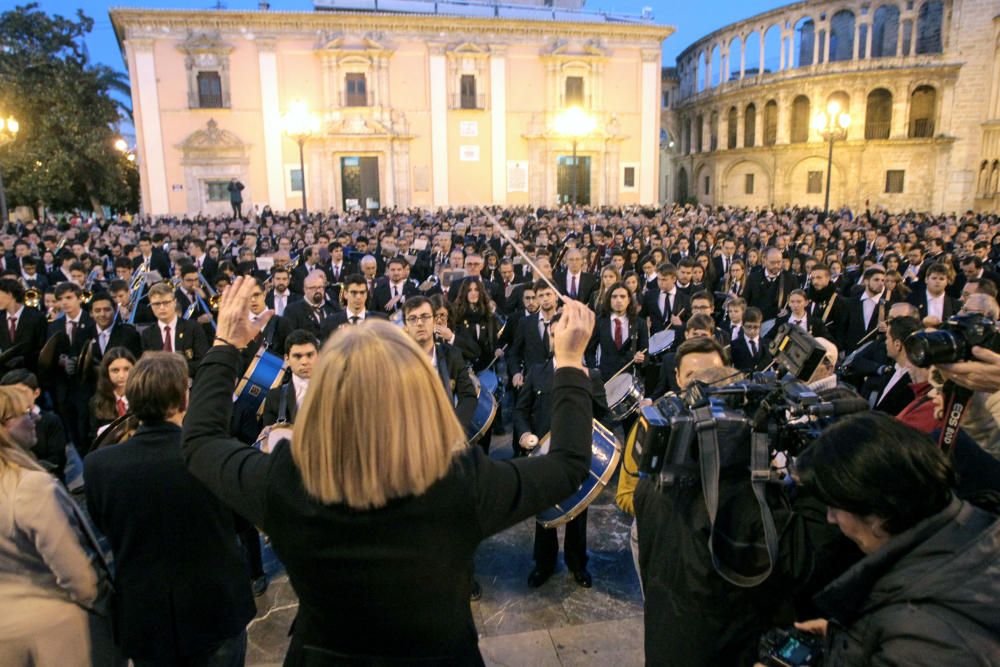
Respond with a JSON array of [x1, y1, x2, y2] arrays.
[[938, 381, 973, 456], [695, 406, 779, 588]]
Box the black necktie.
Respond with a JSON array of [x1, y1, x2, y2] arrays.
[[750, 340, 758, 357], [541, 321, 550, 354], [350, 316, 359, 325]]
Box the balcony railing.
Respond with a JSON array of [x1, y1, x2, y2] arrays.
[[340, 90, 374, 107], [909, 118, 935, 138], [451, 92, 487, 110], [865, 121, 891, 140]]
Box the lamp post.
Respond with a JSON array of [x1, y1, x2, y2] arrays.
[[282, 102, 320, 218], [553, 106, 597, 206], [812, 101, 851, 223], [0, 114, 20, 225]]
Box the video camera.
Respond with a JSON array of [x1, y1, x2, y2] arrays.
[[633, 323, 867, 482], [905, 313, 1000, 367]]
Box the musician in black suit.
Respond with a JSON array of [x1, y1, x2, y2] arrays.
[[187, 238, 218, 284], [401, 297, 477, 431], [291, 247, 331, 294], [554, 248, 597, 304], [140, 282, 209, 377], [320, 274, 389, 342], [730, 307, 773, 373], [84, 352, 256, 665], [264, 266, 301, 317], [744, 248, 797, 321], [495, 259, 525, 316], [284, 269, 339, 338], [327, 242, 357, 286], [174, 263, 203, 317], [372, 257, 419, 315], [515, 341, 610, 589], [509, 281, 559, 388], [19, 256, 49, 292], [958, 255, 1000, 294], [839, 266, 889, 354], [261, 330, 319, 428], [585, 282, 649, 382], [131, 235, 171, 278], [88, 293, 142, 362], [447, 254, 503, 305], [711, 239, 740, 290], [860, 316, 922, 417], [45, 282, 97, 449], [640, 263, 690, 335], [240, 278, 292, 373], [770, 290, 831, 341], [907, 262, 961, 326], [0, 278, 48, 372], [806, 263, 846, 335]]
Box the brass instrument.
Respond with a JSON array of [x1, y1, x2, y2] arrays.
[[81, 267, 102, 305], [24, 288, 41, 309]]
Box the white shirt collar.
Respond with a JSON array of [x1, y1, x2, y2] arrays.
[[8, 306, 23, 320], [861, 290, 885, 303], [291, 374, 309, 398], [158, 317, 178, 331], [347, 308, 365, 320]]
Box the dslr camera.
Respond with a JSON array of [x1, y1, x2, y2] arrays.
[[758, 627, 824, 666], [904, 313, 1000, 368]]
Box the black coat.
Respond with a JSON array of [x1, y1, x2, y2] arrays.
[[182, 346, 593, 663], [140, 318, 209, 377], [641, 289, 690, 335], [319, 310, 389, 342], [744, 271, 798, 321], [514, 361, 610, 439], [0, 305, 48, 372], [730, 332, 773, 373], [585, 315, 649, 382], [816, 498, 1000, 667], [261, 382, 299, 428], [839, 296, 884, 354], [447, 276, 503, 306], [436, 342, 478, 431], [508, 312, 552, 377], [131, 250, 171, 280], [283, 299, 339, 339], [93, 322, 143, 361], [265, 289, 303, 317], [906, 288, 961, 322], [861, 368, 915, 416], [84, 422, 256, 663], [553, 271, 598, 305], [372, 281, 419, 315]]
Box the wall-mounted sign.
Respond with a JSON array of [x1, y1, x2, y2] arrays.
[[507, 161, 528, 192], [460, 121, 478, 137], [460, 145, 480, 162]]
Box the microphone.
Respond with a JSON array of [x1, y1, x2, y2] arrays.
[[807, 397, 870, 417]]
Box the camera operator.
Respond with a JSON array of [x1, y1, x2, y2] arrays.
[[781, 413, 1000, 666]]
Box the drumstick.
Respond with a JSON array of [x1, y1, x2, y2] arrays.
[[606, 348, 648, 383], [484, 344, 508, 372], [486, 213, 568, 304]]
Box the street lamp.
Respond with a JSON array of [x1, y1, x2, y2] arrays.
[[115, 137, 136, 162], [554, 106, 597, 206], [0, 114, 20, 224], [282, 101, 320, 217], [812, 100, 851, 223]]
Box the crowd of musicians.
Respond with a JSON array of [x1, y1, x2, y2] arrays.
[[3, 203, 1000, 665]]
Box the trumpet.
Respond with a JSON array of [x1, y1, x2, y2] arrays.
[[24, 288, 41, 309]]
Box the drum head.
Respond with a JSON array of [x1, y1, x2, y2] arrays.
[[256, 424, 293, 453], [605, 373, 634, 402], [649, 329, 676, 356]]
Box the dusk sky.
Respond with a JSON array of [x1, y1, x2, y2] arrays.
[[33, 0, 786, 71]]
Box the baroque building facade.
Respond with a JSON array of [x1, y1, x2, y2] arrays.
[[110, 4, 671, 216], [664, 0, 1000, 213]]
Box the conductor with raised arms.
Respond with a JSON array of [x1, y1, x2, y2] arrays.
[[182, 276, 595, 665]]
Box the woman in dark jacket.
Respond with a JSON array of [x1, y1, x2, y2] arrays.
[[793, 412, 1000, 666], [182, 277, 595, 666]]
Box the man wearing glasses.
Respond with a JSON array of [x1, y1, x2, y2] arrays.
[[319, 274, 387, 343], [401, 296, 476, 432], [140, 281, 209, 377]]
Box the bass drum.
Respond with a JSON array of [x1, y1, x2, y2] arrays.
[[468, 369, 498, 444], [254, 423, 294, 453], [529, 419, 622, 528], [605, 373, 644, 422]]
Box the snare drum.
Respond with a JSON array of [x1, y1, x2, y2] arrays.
[[648, 328, 676, 357], [234, 347, 287, 417], [530, 419, 622, 528], [254, 423, 294, 454], [605, 373, 644, 422]]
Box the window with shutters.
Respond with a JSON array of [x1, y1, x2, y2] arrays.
[[345, 73, 368, 107], [460, 75, 478, 109], [624, 166, 635, 188], [885, 170, 905, 193], [197, 71, 223, 108]]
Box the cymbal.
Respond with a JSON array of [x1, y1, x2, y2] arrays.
[[0, 343, 25, 368], [78, 340, 96, 385], [38, 332, 68, 375], [93, 414, 135, 450]]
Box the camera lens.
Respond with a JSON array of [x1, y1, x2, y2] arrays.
[[904, 330, 965, 368]]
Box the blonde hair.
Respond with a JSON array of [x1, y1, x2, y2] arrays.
[[291, 320, 466, 509], [0, 386, 44, 472]]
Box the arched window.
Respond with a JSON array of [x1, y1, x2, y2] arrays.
[[677, 167, 689, 201], [865, 88, 893, 139], [727, 107, 738, 149], [795, 18, 815, 67], [683, 118, 692, 154], [991, 161, 1000, 195], [710, 44, 721, 87], [827, 90, 851, 117], [829, 10, 856, 62], [763, 25, 781, 73], [978, 161, 990, 196], [710, 110, 719, 150], [790, 95, 811, 143], [872, 5, 900, 58], [744, 103, 757, 147], [909, 85, 936, 137], [764, 100, 778, 145], [728, 36, 742, 81], [744, 31, 761, 77], [916, 1, 944, 54], [695, 114, 704, 152]]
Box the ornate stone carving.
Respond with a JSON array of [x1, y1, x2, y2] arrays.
[[177, 31, 234, 109]]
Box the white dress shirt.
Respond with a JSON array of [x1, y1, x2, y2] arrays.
[[861, 291, 884, 329], [788, 314, 808, 332], [658, 289, 677, 317], [272, 290, 290, 317], [346, 308, 366, 324], [611, 314, 630, 342], [291, 373, 310, 406], [96, 325, 112, 355], [65, 312, 82, 339], [158, 318, 178, 347], [926, 290, 945, 321], [875, 363, 909, 408]]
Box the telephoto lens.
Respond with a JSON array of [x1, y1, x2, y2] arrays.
[[904, 329, 965, 368]]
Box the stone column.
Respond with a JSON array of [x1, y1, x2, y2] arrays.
[[490, 45, 508, 205], [776, 92, 790, 144], [257, 37, 286, 210], [740, 40, 746, 79], [428, 43, 449, 206], [736, 105, 745, 147], [128, 37, 170, 215], [758, 34, 765, 77], [754, 100, 765, 146]]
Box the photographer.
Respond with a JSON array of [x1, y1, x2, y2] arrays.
[[784, 413, 1000, 666]]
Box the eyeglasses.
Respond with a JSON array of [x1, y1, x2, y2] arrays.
[[405, 314, 434, 324], [149, 300, 175, 308]]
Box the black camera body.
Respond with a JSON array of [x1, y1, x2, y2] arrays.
[[758, 627, 824, 667], [905, 313, 1000, 367]]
